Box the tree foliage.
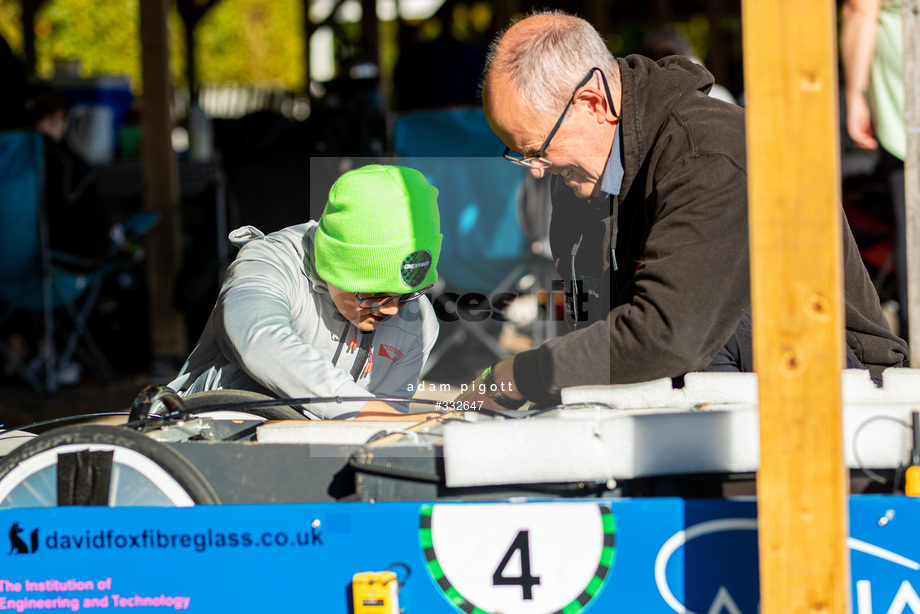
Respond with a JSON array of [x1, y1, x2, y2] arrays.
[[0, 2, 24, 51], [197, 0, 303, 90], [0, 0, 304, 92]]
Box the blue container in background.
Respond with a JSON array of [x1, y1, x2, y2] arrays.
[[52, 76, 133, 163], [54, 75, 133, 127]]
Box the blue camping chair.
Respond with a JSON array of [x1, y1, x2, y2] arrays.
[[392, 108, 555, 377], [0, 130, 140, 393]]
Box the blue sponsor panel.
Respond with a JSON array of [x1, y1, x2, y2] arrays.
[[1, 497, 918, 613], [611, 498, 760, 614], [850, 495, 920, 614], [1, 503, 443, 612]]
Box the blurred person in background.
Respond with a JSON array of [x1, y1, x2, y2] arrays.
[[641, 24, 737, 105], [0, 33, 29, 132], [841, 0, 909, 341], [24, 82, 110, 258]]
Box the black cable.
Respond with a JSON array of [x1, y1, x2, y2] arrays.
[[129, 385, 185, 424], [348, 454, 443, 484], [6, 380, 519, 433], [892, 463, 907, 494], [4, 412, 131, 434], [126, 395, 517, 431], [385, 562, 411, 587], [524, 401, 618, 418], [0, 433, 37, 444], [363, 428, 444, 445], [852, 414, 911, 487], [911, 410, 920, 466]]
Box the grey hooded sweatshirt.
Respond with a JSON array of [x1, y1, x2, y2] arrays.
[[168, 222, 439, 419]]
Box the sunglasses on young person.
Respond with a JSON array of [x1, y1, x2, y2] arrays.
[[353, 285, 433, 309]]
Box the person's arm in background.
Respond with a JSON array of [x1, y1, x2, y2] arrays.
[[841, 0, 882, 150]]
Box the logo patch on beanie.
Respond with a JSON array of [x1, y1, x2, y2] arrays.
[[400, 250, 432, 288]]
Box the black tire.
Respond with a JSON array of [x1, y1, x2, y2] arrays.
[[0, 424, 220, 507], [180, 389, 307, 421]]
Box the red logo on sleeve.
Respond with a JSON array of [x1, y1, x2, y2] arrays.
[[378, 345, 404, 363]]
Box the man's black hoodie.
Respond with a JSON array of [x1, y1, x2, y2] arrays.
[[513, 55, 909, 403]]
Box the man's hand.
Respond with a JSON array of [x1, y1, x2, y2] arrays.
[[453, 357, 525, 411]]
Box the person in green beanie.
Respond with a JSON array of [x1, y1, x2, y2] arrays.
[[168, 165, 443, 420]]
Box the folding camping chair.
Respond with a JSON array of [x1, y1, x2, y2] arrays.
[[391, 107, 555, 378], [0, 131, 151, 393]]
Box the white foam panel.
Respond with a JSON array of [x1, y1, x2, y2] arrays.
[[444, 369, 920, 487], [257, 421, 395, 445]]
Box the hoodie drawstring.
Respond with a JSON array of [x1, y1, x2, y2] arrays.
[[332, 322, 374, 381]]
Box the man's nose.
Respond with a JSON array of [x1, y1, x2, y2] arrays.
[[530, 166, 547, 179]]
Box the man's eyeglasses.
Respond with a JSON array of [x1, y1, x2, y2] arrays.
[[503, 67, 616, 169], [353, 285, 433, 309]]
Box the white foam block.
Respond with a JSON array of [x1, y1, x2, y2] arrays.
[[681, 372, 758, 405], [443, 406, 760, 487], [257, 421, 395, 445], [561, 377, 685, 409], [443, 400, 920, 488], [562, 369, 902, 408], [842, 403, 917, 468], [879, 367, 920, 401]]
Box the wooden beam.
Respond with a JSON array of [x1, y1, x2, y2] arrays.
[[705, 0, 729, 88], [20, 0, 47, 76], [585, 0, 613, 41], [176, 0, 220, 103], [305, 0, 349, 95], [304, 0, 311, 96], [742, 0, 850, 612], [904, 0, 920, 366], [140, 0, 186, 364], [360, 0, 378, 67], [488, 0, 520, 42]]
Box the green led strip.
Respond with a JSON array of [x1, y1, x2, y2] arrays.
[[418, 503, 616, 614]]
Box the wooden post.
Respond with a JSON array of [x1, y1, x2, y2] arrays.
[[140, 0, 186, 364], [585, 0, 612, 41], [19, 0, 46, 76], [176, 0, 220, 104], [182, 15, 198, 104], [742, 0, 850, 612], [904, 0, 920, 366], [488, 0, 520, 43], [705, 0, 729, 90], [304, 0, 312, 97], [360, 0, 378, 67]]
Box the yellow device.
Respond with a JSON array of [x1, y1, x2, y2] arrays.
[[909, 411, 920, 497], [352, 571, 400, 614], [906, 465, 920, 496]]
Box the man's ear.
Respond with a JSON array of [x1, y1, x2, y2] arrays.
[[577, 88, 617, 125]]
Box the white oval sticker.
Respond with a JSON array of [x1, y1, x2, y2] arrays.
[[419, 502, 615, 614]]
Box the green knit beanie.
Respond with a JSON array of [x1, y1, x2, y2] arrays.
[[315, 165, 442, 293]]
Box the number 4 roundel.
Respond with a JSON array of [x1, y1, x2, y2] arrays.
[[419, 502, 616, 614]]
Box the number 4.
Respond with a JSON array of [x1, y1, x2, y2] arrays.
[[492, 530, 542, 600]]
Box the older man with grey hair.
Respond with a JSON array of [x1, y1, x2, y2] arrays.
[[456, 11, 907, 410]]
